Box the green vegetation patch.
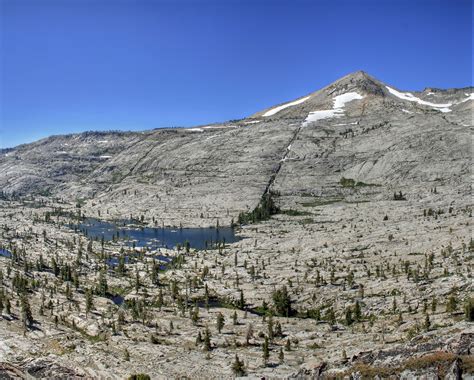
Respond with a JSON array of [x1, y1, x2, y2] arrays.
[[300, 197, 343, 208], [279, 209, 312, 216], [340, 177, 381, 188]]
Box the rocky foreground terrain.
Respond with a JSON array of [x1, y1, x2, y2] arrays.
[[0, 71, 473, 379]]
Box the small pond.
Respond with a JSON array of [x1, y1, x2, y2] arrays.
[[109, 294, 125, 306], [0, 248, 12, 258]]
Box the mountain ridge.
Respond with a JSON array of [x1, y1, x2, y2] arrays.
[[0, 72, 471, 227], [253, 71, 472, 120], [3, 71, 472, 152]]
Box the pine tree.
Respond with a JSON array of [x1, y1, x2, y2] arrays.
[[431, 297, 437, 313], [345, 307, 354, 326], [157, 289, 164, 310], [239, 289, 245, 309], [204, 326, 212, 351], [465, 298, 474, 321], [195, 331, 202, 346], [272, 286, 292, 317], [245, 323, 253, 345], [216, 312, 225, 333], [20, 293, 33, 330], [274, 320, 282, 337], [51, 257, 59, 276], [97, 271, 108, 297], [446, 294, 458, 313], [424, 313, 431, 331], [325, 307, 336, 325], [171, 280, 179, 300], [5, 297, 11, 315], [151, 260, 159, 286], [262, 336, 269, 366], [85, 288, 93, 316], [231, 354, 246, 376], [267, 315, 274, 340], [118, 310, 125, 325], [65, 283, 72, 300], [135, 269, 140, 292], [353, 301, 361, 321], [117, 255, 125, 275], [73, 270, 80, 289]]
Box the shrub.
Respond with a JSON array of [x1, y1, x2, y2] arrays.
[[128, 374, 151, 380]]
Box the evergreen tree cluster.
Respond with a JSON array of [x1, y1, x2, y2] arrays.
[[238, 192, 279, 225]]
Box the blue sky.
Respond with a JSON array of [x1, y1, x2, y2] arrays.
[[0, 0, 472, 148]]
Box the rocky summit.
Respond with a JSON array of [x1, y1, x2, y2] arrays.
[[0, 71, 473, 379]]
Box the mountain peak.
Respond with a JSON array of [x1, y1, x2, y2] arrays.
[[253, 71, 384, 118], [325, 70, 385, 96], [341, 70, 371, 79]]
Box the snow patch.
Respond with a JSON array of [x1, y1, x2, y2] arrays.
[[459, 93, 474, 103], [304, 109, 340, 124], [386, 86, 452, 112], [263, 96, 311, 117], [195, 125, 239, 130], [202, 125, 237, 129], [244, 120, 261, 125], [184, 128, 204, 132], [303, 92, 364, 126], [99, 155, 112, 159], [402, 109, 413, 114], [333, 92, 364, 108], [334, 121, 359, 126]]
